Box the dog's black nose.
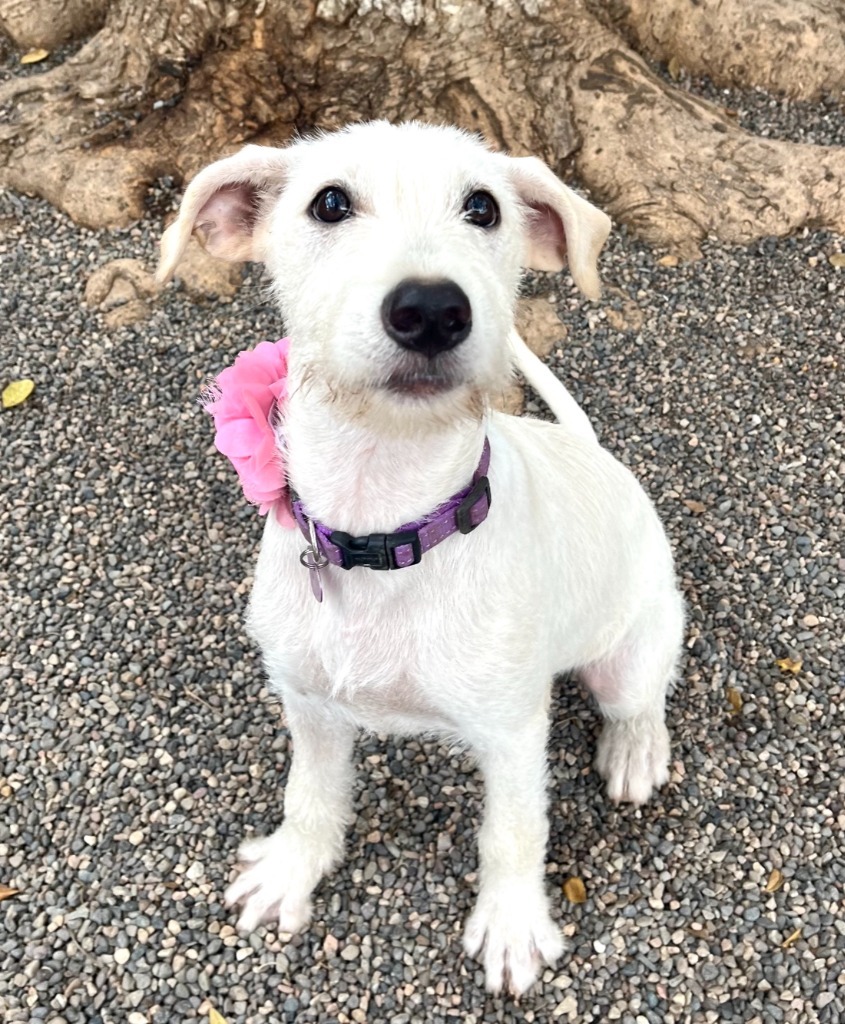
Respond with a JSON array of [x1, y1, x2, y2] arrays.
[[381, 279, 472, 357]]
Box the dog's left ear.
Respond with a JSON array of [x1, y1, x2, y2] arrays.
[[505, 157, 611, 300]]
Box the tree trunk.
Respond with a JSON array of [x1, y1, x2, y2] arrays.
[[1, 0, 844, 255]]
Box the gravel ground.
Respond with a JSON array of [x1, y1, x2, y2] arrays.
[[2, 78, 844, 1024]]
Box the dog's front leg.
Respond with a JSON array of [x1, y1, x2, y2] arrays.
[[225, 691, 356, 934], [463, 710, 563, 996]]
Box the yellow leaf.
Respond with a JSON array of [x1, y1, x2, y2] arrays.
[[2, 378, 35, 409], [0, 885, 20, 902], [764, 869, 784, 894], [776, 657, 802, 675], [684, 499, 706, 514], [563, 877, 587, 904], [209, 1009, 228, 1024], [658, 254, 680, 268], [20, 48, 50, 65], [782, 927, 802, 949], [725, 687, 742, 714], [667, 56, 682, 81], [829, 253, 845, 268]]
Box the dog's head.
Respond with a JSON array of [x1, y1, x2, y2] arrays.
[[159, 121, 609, 423]]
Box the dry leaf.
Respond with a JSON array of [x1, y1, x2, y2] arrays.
[[20, 48, 50, 65], [776, 657, 802, 675], [764, 869, 784, 894], [683, 499, 706, 514], [782, 927, 802, 948], [726, 687, 742, 714], [563, 877, 587, 904], [2, 379, 35, 409], [658, 254, 680, 268], [0, 884, 20, 902], [209, 1009, 228, 1024], [829, 253, 845, 268], [667, 56, 682, 80]]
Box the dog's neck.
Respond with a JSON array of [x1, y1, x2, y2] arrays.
[[283, 387, 487, 536]]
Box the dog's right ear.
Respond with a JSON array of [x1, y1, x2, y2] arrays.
[[157, 145, 291, 285]]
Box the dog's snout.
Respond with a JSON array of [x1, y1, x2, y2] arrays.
[[381, 279, 472, 358]]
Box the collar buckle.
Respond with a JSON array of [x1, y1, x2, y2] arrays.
[[455, 475, 491, 534], [329, 528, 422, 571]]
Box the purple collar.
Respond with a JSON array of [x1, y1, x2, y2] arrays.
[[292, 439, 491, 572]]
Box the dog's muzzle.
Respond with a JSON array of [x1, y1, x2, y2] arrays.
[[381, 278, 472, 359]]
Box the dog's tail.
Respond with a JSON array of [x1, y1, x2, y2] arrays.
[[508, 329, 598, 443]]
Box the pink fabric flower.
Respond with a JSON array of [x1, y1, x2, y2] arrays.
[[202, 338, 295, 527]]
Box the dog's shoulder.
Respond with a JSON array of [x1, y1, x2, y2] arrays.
[[487, 411, 662, 536], [489, 410, 612, 477]]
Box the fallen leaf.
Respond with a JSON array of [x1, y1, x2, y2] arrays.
[[20, 48, 50, 65], [209, 1009, 228, 1024], [782, 927, 802, 948], [0, 885, 20, 902], [2, 379, 35, 409], [726, 687, 742, 714], [563, 877, 587, 904], [683, 499, 706, 514], [667, 56, 682, 80], [658, 254, 680, 267], [764, 869, 784, 894], [776, 657, 802, 675], [829, 253, 845, 268]]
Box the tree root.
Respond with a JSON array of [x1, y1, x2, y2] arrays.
[[0, 0, 108, 51], [600, 0, 845, 102], [84, 257, 160, 327], [569, 48, 845, 255]]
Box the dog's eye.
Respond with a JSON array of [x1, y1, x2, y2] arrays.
[[311, 187, 352, 223], [463, 191, 499, 228]]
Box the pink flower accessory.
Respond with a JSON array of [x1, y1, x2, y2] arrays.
[[202, 338, 296, 528]]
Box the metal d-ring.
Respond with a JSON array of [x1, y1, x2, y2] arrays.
[[299, 518, 329, 570]]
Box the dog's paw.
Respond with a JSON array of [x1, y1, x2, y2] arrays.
[[463, 887, 563, 996], [595, 715, 670, 805], [224, 828, 337, 934]]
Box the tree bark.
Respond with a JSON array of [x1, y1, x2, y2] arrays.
[[1, 0, 844, 254]]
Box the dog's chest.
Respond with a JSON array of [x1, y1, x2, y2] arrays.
[[251, 564, 464, 734], [316, 607, 437, 712]]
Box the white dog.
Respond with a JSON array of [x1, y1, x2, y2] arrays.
[[158, 121, 684, 996]]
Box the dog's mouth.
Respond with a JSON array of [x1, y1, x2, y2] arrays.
[[383, 370, 459, 398]]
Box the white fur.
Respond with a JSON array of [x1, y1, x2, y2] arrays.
[[160, 121, 684, 996]]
